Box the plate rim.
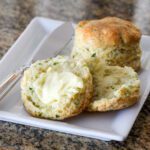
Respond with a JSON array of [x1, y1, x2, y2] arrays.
[[0, 17, 150, 141]]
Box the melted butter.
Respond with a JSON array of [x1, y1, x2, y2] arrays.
[[33, 71, 83, 104]]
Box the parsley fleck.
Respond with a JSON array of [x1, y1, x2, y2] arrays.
[[75, 101, 79, 106], [29, 87, 34, 93], [53, 62, 58, 65], [110, 86, 115, 89], [35, 75, 38, 79], [86, 48, 89, 51], [56, 115, 60, 118], [91, 53, 96, 57], [39, 112, 42, 117], [29, 87, 33, 90]]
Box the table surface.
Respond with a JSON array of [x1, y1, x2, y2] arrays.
[[0, 0, 150, 149]]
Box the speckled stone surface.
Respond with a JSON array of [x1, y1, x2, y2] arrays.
[[0, 0, 150, 149]]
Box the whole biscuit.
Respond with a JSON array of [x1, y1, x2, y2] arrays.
[[72, 17, 142, 71]]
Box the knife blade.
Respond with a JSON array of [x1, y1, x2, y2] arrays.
[[27, 22, 74, 63]]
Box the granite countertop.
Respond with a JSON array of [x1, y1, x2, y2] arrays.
[[0, 0, 150, 149]]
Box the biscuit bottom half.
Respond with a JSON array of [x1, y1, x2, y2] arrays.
[[86, 60, 140, 112], [21, 56, 93, 120]]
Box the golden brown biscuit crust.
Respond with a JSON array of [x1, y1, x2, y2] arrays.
[[77, 17, 141, 49], [87, 88, 140, 112]]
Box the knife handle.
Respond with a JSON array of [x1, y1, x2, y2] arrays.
[[0, 68, 24, 101]]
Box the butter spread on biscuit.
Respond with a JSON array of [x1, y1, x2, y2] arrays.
[[33, 71, 83, 104]]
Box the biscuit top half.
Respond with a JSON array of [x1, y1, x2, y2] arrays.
[[75, 17, 141, 49]]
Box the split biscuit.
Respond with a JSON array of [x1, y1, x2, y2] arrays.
[[21, 56, 93, 120]]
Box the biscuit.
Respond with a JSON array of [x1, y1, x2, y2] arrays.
[[86, 59, 140, 111], [21, 56, 93, 120], [72, 17, 142, 71]]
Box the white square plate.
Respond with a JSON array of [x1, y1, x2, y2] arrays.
[[0, 17, 150, 141]]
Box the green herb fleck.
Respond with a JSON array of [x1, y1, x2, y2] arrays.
[[91, 53, 96, 57], [53, 62, 58, 65], [56, 115, 60, 118], [75, 101, 80, 106], [29, 87, 34, 93], [29, 87, 33, 91], [110, 86, 115, 89], [39, 112, 42, 117], [86, 48, 89, 51], [35, 75, 38, 79], [79, 24, 83, 27], [104, 69, 111, 76], [38, 63, 42, 65]]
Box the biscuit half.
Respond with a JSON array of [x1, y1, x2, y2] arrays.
[[21, 56, 93, 120], [86, 60, 140, 112]]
